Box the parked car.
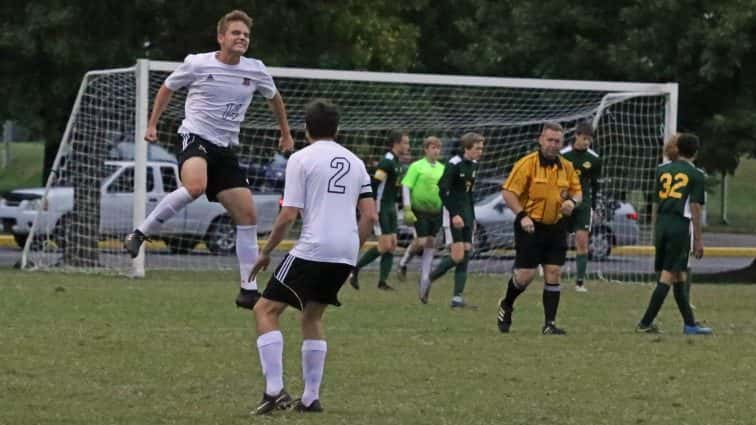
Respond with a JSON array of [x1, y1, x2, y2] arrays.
[[240, 151, 289, 192], [0, 160, 280, 254], [397, 192, 639, 260]]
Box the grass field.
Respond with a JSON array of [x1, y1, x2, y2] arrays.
[[707, 156, 756, 233], [0, 142, 44, 194], [2, 269, 755, 425]]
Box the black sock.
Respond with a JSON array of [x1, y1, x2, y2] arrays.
[[503, 276, 525, 307], [640, 282, 671, 327], [673, 282, 696, 326], [543, 283, 561, 324]]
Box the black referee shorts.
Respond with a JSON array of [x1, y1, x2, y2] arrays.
[[514, 219, 568, 269], [178, 133, 248, 202], [263, 254, 354, 310]]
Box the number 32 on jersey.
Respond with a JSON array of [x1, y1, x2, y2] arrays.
[[658, 172, 688, 200]]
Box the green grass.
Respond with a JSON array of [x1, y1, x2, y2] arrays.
[[2, 269, 755, 425], [0, 142, 44, 194], [707, 156, 756, 233]]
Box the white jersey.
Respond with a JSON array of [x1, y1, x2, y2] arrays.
[[284, 140, 372, 266], [164, 52, 278, 147]]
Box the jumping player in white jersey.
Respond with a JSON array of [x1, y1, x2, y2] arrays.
[[123, 10, 293, 309], [247, 99, 377, 414]]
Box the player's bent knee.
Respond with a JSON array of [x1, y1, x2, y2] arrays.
[[514, 269, 537, 286], [183, 183, 206, 199]]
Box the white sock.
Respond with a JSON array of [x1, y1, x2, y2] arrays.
[[137, 187, 193, 236], [400, 244, 414, 268], [236, 225, 258, 290], [257, 330, 284, 396], [421, 248, 435, 282], [301, 339, 327, 407]]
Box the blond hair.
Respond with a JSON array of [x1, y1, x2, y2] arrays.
[[663, 133, 680, 160], [217, 10, 253, 34], [423, 136, 441, 150]]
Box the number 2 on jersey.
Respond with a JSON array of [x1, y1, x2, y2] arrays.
[[328, 157, 351, 194], [658, 172, 689, 199]]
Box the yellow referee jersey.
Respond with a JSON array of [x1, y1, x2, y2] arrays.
[[502, 151, 582, 225]]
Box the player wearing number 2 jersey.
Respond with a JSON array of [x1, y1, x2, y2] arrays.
[[123, 10, 294, 311], [248, 99, 378, 414], [637, 133, 712, 335]]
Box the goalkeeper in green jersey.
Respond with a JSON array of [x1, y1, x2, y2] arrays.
[[560, 121, 601, 292], [397, 137, 445, 302], [351, 130, 410, 291]]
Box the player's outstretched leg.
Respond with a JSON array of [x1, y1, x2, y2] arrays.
[[497, 275, 526, 333], [637, 281, 670, 332], [125, 187, 195, 258], [351, 247, 381, 290]]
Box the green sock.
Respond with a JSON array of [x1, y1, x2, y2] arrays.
[[379, 252, 393, 282], [673, 282, 696, 326], [576, 254, 588, 282], [453, 252, 470, 296], [356, 247, 380, 269], [640, 282, 670, 326], [430, 256, 455, 282]]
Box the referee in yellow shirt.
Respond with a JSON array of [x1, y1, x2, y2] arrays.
[[497, 122, 582, 335]]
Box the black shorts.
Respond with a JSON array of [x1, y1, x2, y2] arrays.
[[514, 219, 568, 268], [262, 254, 354, 310], [178, 133, 248, 202]]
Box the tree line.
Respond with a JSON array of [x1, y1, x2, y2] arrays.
[[2, 0, 755, 179]]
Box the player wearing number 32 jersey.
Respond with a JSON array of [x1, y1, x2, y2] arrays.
[[637, 133, 712, 335]]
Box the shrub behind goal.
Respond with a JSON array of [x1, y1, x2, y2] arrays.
[[21, 59, 677, 282]]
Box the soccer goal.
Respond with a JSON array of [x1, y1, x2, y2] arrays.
[[21, 59, 677, 282]]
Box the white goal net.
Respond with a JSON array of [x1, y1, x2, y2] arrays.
[[21, 60, 676, 282]]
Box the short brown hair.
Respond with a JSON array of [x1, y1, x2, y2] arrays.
[[305, 99, 339, 139], [676, 133, 700, 158], [460, 132, 485, 150], [541, 122, 564, 134], [217, 10, 253, 34], [423, 136, 441, 150], [387, 130, 408, 148]]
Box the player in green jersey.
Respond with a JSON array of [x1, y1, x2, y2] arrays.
[[637, 133, 712, 335], [427, 133, 485, 308], [351, 130, 410, 290], [561, 121, 602, 292], [397, 136, 445, 302]]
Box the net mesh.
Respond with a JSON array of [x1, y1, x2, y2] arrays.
[[23, 64, 670, 281]]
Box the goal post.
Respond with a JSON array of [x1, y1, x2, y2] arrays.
[[22, 59, 677, 282]]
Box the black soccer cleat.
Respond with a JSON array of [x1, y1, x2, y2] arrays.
[[123, 230, 147, 258], [635, 322, 661, 334], [377, 281, 395, 291], [349, 270, 360, 290], [253, 390, 292, 415], [397, 265, 407, 282], [235, 288, 262, 310], [542, 322, 567, 335], [497, 298, 513, 333], [291, 398, 323, 413]]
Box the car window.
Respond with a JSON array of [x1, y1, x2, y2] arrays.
[[107, 166, 154, 193], [160, 166, 178, 193]]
